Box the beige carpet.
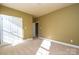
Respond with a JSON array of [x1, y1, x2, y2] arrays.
[[0, 38, 79, 55]]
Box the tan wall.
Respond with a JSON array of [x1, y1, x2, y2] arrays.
[[0, 5, 33, 39], [38, 4, 79, 45]]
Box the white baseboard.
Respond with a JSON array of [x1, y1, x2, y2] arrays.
[[39, 37, 79, 49], [24, 38, 33, 40], [0, 42, 10, 47]]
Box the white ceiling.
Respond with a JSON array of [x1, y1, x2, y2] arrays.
[[2, 3, 73, 17]]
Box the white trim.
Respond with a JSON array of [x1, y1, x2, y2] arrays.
[[26, 38, 33, 40], [23, 38, 33, 41], [0, 38, 33, 47], [39, 37, 79, 49], [0, 42, 10, 47]]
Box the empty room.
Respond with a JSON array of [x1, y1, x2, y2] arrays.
[[0, 3, 79, 55]]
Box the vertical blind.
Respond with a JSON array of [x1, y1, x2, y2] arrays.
[[0, 14, 23, 45]]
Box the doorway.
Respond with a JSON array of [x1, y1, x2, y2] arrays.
[[35, 23, 38, 37], [32, 23, 38, 38]]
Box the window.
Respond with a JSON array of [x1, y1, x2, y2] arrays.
[[0, 14, 23, 46]]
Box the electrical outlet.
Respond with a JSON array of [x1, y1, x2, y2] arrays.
[[70, 40, 73, 43]]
